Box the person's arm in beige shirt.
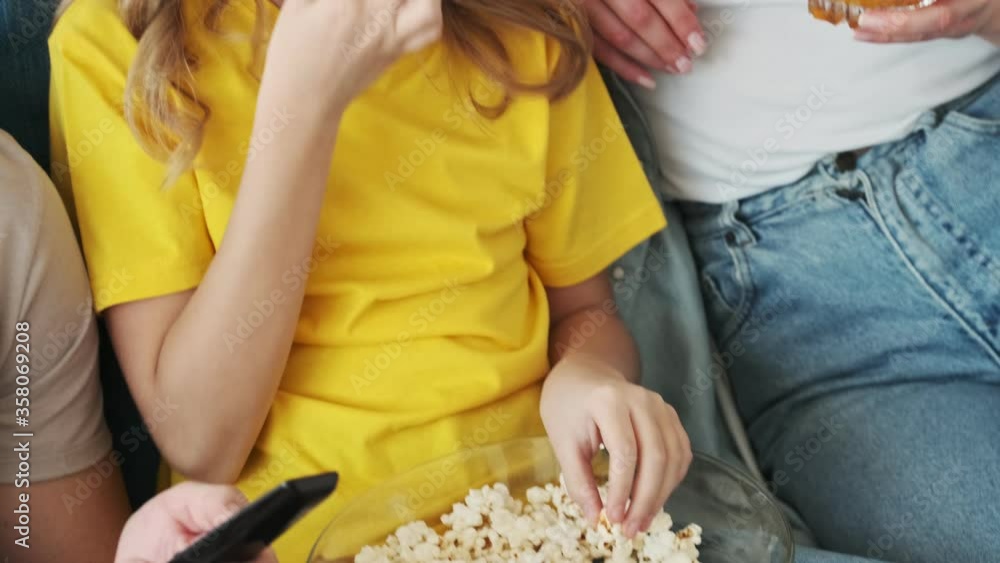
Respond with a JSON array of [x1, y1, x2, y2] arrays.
[[0, 131, 129, 562]]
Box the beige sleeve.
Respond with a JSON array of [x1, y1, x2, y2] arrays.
[[0, 131, 112, 483]]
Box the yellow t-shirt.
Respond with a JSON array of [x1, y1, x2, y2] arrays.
[[49, 0, 666, 559]]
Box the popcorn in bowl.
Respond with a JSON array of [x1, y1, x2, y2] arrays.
[[356, 475, 702, 562]]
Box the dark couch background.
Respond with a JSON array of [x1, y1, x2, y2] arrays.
[[1, 0, 160, 509]]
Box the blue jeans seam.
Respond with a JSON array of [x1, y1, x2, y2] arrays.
[[902, 170, 1000, 281], [717, 240, 756, 345], [941, 111, 1000, 135], [859, 169, 1000, 369]]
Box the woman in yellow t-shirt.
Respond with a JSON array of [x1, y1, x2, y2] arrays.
[[49, 0, 691, 559]]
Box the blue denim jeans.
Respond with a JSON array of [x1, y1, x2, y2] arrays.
[[677, 73, 1000, 562]]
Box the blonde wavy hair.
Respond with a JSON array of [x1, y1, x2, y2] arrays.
[[57, 0, 593, 185]]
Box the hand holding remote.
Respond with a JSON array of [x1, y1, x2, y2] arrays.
[[115, 482, 279, 563]]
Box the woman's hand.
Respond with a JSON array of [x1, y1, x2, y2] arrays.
[[854, 0, 1000, 45], [540, 354, 692, 538], [580, 0, 706, 88], [115, 482, 278, 563], [261, 0, 443, 117]]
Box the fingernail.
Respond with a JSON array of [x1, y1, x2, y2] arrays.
[[857, 13, 886, 30], [687, 32, 707, 56], [675, 56, 693, 74], [637, 75, 656, 90], [623, 522, 637, 537]]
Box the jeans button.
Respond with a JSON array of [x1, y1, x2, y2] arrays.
[[724, 232, 738, 246]]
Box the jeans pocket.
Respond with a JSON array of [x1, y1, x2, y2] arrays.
[[915, 75, 1000, 241], [896, 166, 1000, 283], [940, 73, 1000, 135], [694, 237, 755, 344]]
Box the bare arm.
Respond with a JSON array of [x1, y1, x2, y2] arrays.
[[106, 105, 340, 482], [0, 466, 130, 563], [102, 0, 443, 483], [542, 271, 691, 537], [546, 272, 640, 383], [0, 126, 130, 560]]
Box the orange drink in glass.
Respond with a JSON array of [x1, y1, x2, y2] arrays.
[[810, 0, 935, 27]]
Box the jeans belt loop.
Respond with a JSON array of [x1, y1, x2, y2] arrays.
[[722, 200, 757, 247]]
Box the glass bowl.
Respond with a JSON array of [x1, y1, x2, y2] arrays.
[[308, 437, 793, 562]]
